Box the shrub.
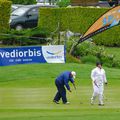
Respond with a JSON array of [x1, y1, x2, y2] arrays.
[[80, 55, 99, 64], [68, 41, 104, 58], [66, 40, 120, 68], [38, 7, 107, 32], [0, 0, 11, 32], [66, 53, 81, 63], [71, 0, 99, 6], [1, 28, 50, 46], [10, 0, 36, 5]]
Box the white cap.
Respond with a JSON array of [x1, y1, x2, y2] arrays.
[[71, 71, 76, 79]]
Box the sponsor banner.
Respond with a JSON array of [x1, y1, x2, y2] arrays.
[[0, 45, 65, 66], [79, 5, 120, 43]]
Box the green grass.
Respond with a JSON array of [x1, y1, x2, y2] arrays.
[[0, 63, 120, 120]]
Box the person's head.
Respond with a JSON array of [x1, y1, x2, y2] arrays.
[[96, 62, 102, 69], [71, 71, 76, 79]]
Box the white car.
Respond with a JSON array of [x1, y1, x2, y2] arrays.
[[36, 0, 56, 5]]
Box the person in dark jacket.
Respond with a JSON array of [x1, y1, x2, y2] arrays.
[[53, 71, 76, 104]]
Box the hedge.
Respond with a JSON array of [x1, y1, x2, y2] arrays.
[[0, 0, 11, 32], [38, 7, 106, 32], [10, 0, 36, 5], [38, 7, 120, 46], [71, 0, 99, 5], [1, 28, 50, 46]]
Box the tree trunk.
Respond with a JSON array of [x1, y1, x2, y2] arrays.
[[69, 41, 79, 55]]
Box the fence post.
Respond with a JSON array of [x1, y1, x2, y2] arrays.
[[57, 22, 61, 45]]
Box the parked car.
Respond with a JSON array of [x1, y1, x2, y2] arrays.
[[36, 0, 49, 5], [11, 4, 24, 12], [10, 4, 57, 30], [98, 0, 119, 7]]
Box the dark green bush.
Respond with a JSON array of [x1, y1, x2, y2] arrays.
[[93, 25, 120, 47], [66, 53, 81, 63], [10, 0, 36, 5], [38, 7, 60, 33], [0, 0, 11, 32], [80, 55, 99, 64], [1, 28, 50, 46], [38, 6, 107, 32], [71, 0, 99, 5]]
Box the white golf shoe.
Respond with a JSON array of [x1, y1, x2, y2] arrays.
[[64, 102, 70, 104], [91, 99, 94, 105]]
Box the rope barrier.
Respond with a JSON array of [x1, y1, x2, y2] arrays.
[[0, 33, 52, 41]]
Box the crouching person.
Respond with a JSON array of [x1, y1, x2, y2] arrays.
[[53, 71, 76, 104]]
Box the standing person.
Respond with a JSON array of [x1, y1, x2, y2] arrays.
[[91, 62, 108, 106], [53, 71, 76, 104]]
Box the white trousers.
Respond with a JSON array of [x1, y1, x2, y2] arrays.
[[91, 85, 104, 104]]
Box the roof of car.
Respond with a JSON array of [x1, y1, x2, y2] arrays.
[[11, 4, 25, 12]]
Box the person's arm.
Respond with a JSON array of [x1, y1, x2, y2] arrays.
[[93, 80, 99, 88], [91, 69, 99, 88], [91, 69, 95, 81], [73, 82, 76, 90], [103, 69, 108, 85], [70, 78, 76, 90], [64, 78, 71, 92]]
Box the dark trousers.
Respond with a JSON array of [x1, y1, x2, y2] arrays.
[[54, 80, 67, 103]]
